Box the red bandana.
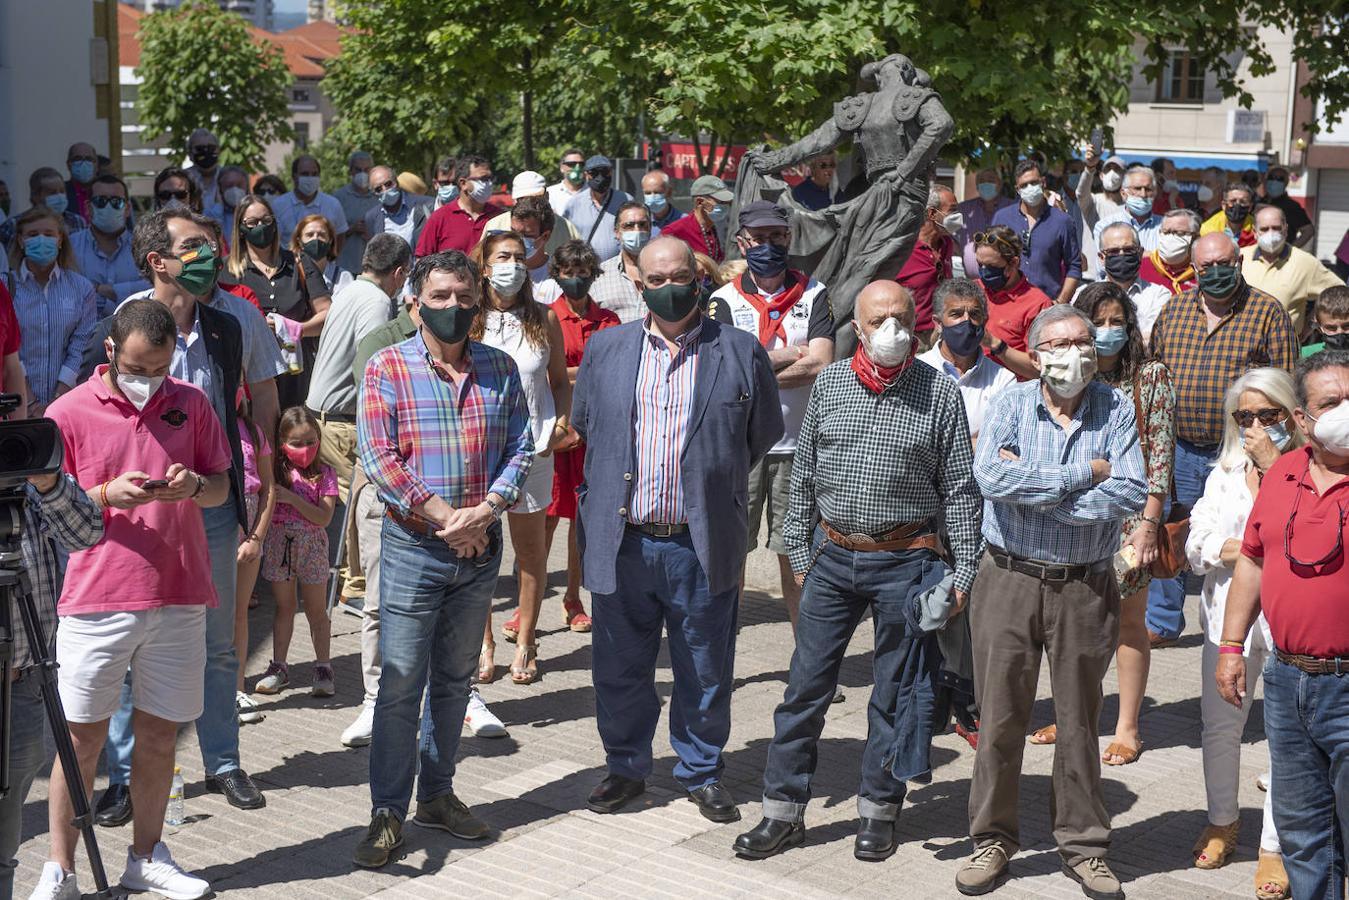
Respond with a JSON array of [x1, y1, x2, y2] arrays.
[[734, 270, 807, 347], [850, 342, 915, 394]]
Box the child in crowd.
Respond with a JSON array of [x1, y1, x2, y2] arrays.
[[233, 386, 275, 723], [256, 407, 338, 697], [1301, 284, 1349, 357]]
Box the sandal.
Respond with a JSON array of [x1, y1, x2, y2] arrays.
[[1192, 822, 1240, 869], [563, 597, 592, 633], [502, 610, 521, 644], [1102, 740, 1144, 766], [510, 644, 539, 685], [1028, 724, 1057, 745], [1255, 849, 1288, 899], [478, 643, 496, 684]]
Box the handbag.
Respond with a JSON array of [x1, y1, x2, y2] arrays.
[[1131, 371, 1189, 579]]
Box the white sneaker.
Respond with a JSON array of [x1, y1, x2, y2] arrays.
[[1257, 771, 1271, 792], [236, 691, 266, 724], [119, 842, 210, 900], [27, 862, 79, 900], [342, 704, 375, 747], [464, 689, 508, 738]]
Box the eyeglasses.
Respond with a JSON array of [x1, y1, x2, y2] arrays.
[[1284, 468, 1347, 569], [241, 216, 275, 229], [157, 190, 189, 201], [1101, 247, 1140, 258], [1232, 408, 1285, 428], [972, 230, 1019, 257], [1035, 338, 1095, 353], [1018, 229, 1033, 254], [588, 168, 612, 178], [91, 196, 127, 210]]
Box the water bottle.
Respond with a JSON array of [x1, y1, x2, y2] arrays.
[[166, 766, 185, 825]]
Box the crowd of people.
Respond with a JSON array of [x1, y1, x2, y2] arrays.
[[1, 118, 1348, 900]]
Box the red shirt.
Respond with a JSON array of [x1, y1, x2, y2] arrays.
[[1242, 446, 1349, 657], [895, 233, 953, 333], [550, 297, 620, 366], [659, 213, 723, 262], [0, 282, 21, 361], [982, 275, 1053, 375], [47, 370, 232, 615], [1139, 252, 1196, 295], [415, 201, 503, 257]]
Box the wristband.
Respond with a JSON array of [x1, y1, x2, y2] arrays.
[[100, 481, 110, 510], [1218, 645, 1244, 655], [190, 473, 206, 498], [1219, 639, 1245, 649]]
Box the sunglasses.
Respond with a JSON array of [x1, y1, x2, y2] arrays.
[[91, 196, 127, 210], [1101, 247, 1140, 258], [157, 189, 189, 201], [1285, 468, 1347, 569], [1232, 408, 1285, 428], [973, 230, 1019, 257], [256, 189, 281, 197]]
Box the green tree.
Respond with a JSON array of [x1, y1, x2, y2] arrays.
[[136, 0, 294, 170]]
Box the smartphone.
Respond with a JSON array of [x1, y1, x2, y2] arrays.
[[1090, 127, 1104, 155], [143, 479, 169, 489]]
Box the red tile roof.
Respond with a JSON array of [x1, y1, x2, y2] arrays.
[[118, 5, 343, 79]]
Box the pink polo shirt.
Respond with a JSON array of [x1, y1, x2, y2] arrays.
[[46, 368, 232, 615]]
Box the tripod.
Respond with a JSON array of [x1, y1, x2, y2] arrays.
[[0, 525, 112, 897]]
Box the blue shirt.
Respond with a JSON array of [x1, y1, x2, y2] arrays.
[[992, 202, 1082, 297], [170, 311, 221, 411], [791, 180, 834, 211], [974, 379, 1147, 564], [11, 263, 98, 404], [564, 189, 632, 262], [69, 228, 148, 315]]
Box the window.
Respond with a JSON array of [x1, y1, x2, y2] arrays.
[[294, 121, 310, 149], [292, 88, 311, 104], [1156, 50, 1205, 104]]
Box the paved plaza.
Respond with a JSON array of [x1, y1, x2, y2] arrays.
[[14, 529, 1272, 898]]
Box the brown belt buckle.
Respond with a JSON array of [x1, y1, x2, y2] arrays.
[[846, 532, 875, 546]]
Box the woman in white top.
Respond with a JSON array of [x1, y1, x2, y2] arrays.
[[471, 231, 571, 686], [1185, 367, 1298, 900]]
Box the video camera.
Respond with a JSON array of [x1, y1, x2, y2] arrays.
[[0, 394, 64, 542]]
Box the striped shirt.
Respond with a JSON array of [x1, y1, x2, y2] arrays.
[[357, 333, 533, 515], [628, 318, 702, 524], [1150, 283, 1297, 447], [10, 263, 98, 404], [974, 379, 1148, 565], [69, 228, 148, 314]]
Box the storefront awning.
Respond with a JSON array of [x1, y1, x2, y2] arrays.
[[1113, 149, 1272, 173]]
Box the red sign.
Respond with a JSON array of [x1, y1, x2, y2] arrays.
[[656, 142, 748, 181]]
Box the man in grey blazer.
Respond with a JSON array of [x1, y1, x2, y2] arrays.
[[572, 236, 784, 822], [363, 165, 434, 257]]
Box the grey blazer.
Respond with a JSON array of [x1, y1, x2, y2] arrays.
[[572, 316, 784, 596], [362, 195, 434, 253]]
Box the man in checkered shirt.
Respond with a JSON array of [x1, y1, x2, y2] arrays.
[[734, 280, 981, 863]]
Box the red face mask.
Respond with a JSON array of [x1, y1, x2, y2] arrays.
[[283, 443, 319, 468]]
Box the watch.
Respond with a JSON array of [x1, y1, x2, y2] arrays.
[[989, 338, 1008, 357], [484, 497, 505, 521]]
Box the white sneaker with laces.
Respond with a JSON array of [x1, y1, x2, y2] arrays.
[[120, 841, 210, 900], [236, 691, 266, 724], [342, 704, 375, 747], [27, 862, 79, 900], [464, 689, 508, 738]]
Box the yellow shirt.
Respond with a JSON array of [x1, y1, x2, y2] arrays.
[[1240, 242, 1344, 334], [1200, 209, 1254, 243]]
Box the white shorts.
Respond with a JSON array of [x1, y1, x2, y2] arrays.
[[56, 606, 208, 724], [515, 452, 555, 515]]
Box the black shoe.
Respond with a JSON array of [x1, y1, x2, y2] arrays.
[[687, 782, 741, 823], [733, 817, 805, 859], [854, 817, 896, 861], [586, 774, 645, 814], [94, 783, 133, 827], [205, 768, 266, 809]]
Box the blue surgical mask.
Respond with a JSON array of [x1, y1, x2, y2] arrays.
[[977, 183, 999, 202], [1265, 179, 1287, 199], [437, 184, 458, 204], [71, 160, 95, 184], [1125, 195, 1153, 217], [523, 237, 537, 258], [1265, 421, 1293, 450], [43, 193, 69, 216], [707, 203, 728, 223], [1067, 173, 1082, 191], [23, 235, 59, 266], [92, 203, 125, 233], [644, 192, 668, 213], [621, 230, 649, 255], [379, 187, 402, 209], [1094, 325, 1128, 356]]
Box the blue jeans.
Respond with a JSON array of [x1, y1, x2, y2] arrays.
[[368, 519, 501, 820], [0, 677, 46, 898], [761, 527, 946, 822], [590, 530, 738, 790], [1145, 439, 1215, 639], [1264, 655, 1349, 898], [106, 502, 242, 783]]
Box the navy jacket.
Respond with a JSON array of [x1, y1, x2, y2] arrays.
[[362, 196, 433, 255], [572, 316, 783, 595]]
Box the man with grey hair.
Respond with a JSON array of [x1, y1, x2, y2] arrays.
[[1241, 203, 1343, 337], [895, 183, 959, 350], [1086, 221, 1173, 344], [1092, 165, 1164, 261], [1140, 207, 1201, 294], [335, 150, 378, 274], [959, 302, 1146, 896], [640, 168, 685, 230], [918, 277, 1015, 445], [185, 128, 222, 217]]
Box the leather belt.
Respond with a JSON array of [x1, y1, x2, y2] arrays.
[[1276, 649, 1349, 675], [307, 406, 357, 424], [989, 546, 1106, 583], [385, 507, 440, 537], [627, 522, 690, 538], [820, 520, 938, 554]]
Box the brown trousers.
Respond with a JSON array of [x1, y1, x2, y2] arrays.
[[967, 552, 1120, 865]]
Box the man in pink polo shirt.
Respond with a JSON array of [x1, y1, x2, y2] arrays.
[[34, 299, 230, 900]]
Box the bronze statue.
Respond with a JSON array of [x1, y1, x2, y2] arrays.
[[738, 53, 954, 354]]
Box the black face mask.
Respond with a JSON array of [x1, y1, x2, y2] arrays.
[[243, 221, 276, 248], [979, 264, 1009, 292], [557, 276, 595, 301], [1325, 332, 1349, 352], [1226, 204, 1252, 223], [643, 281, 701, 323], [1103, 249, 1142, 283], [588, 172, 612, 194], [745, 243, 789, 279], [420, 303, 477, 345], [301, 238, 331, 261], [191, 147, 219, 169]]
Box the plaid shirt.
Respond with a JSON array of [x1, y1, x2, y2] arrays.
[[783, 359, 983, 592], [357, 333, 533, 515], [14, 474, 104, 671], [1150, 283, 1297, 447], [591, 255, 646, 324], [975, 380, 1148, 565]]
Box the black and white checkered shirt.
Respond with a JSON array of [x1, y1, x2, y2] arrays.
[[784, 358, 982, 592]]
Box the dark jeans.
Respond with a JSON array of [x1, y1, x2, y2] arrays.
[[590, 530, 738, 790], [760, 526, 947, 822], [1264, 654, 1349, 898], [0, 677, 46, 898], [1145, 439, 1216, 638]]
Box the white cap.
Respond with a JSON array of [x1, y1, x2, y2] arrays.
[[511, 171, 547, 200]]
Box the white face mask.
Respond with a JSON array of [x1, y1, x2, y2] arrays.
[[1162, 179, 1180, 194], [490, 262, 526, 296], [1018, 183, 1044, 207], [352, 171, 370, 191], [1101, 170, 1123, 192], [860, 317, 912, 367], [1197, 184, 1215, 204], [468, 178, 494, 204], [1257, 230, 1286, 256], [1038, 344, 1097, 399], [1157, 231, 1193, 265], [117, 370, 166, 411], [940, 211, 965, 236], [1311, 400, 1349, 455]]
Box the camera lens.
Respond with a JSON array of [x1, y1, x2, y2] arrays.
[[0, 435, 33, 471]]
